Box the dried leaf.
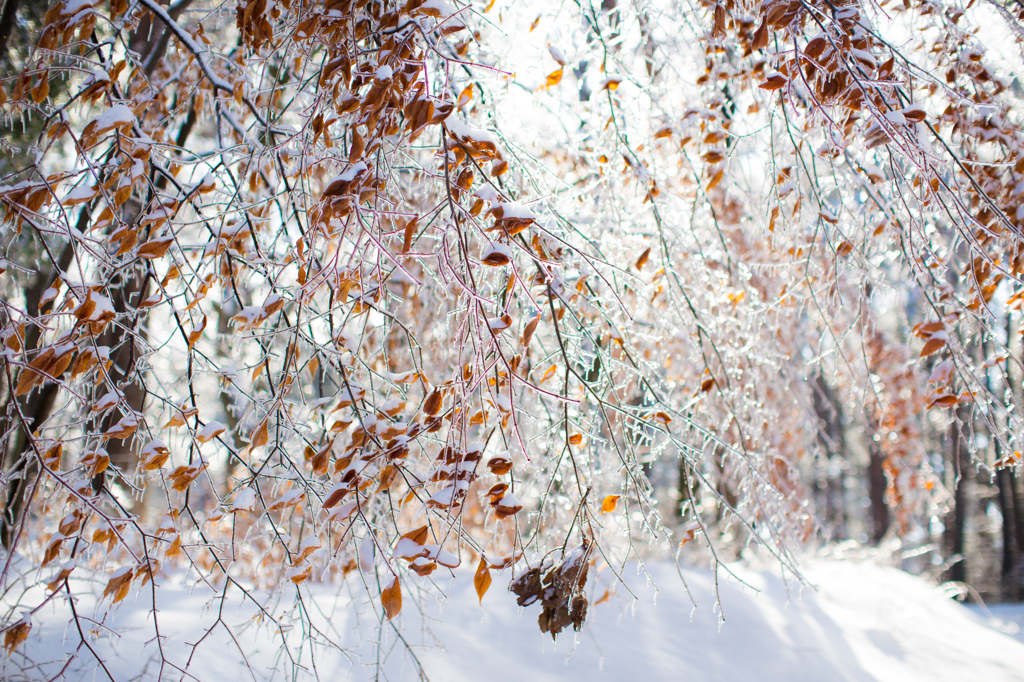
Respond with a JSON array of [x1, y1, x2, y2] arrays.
[[522, 315, 540, 347], [920, 337, 945, 357], [250, 419, 269, 449], [474, 557, 492, 604], [3, 621, 30, 654], [601, 494, 620, 513], [542, 68, 563, 89], [401, 525, 429, 545], [635, 247, 651, 271], [381, 576, 402, 620]]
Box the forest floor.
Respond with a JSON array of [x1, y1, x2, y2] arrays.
[[4, 555, 1024, 681]]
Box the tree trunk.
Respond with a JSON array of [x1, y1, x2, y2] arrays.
[[945, 404, 970, 583], [813, 372, 846, 539], [995, 468, 1021, 599], [0, 0, 21, 61], [867, 431, 889, 544], [0, 239, 75, 548]]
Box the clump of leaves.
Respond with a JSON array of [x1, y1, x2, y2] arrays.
[[511, 543, 591, 637]]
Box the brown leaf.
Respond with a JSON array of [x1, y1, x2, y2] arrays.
[[474, 557, 492, 604], [920, 337, 945, 357], [165, 535, 182, 558], [138, 237, 174, 259], [706, 168, 724, 191], [927, 393, 958, 409], [424, 389, 443, 415], [522, 315, 540, 347], [102, 568, 134, 604], [402, 218, 418, 253], [250, 419, 269, 449], [349, 129, 364, 163], [382, 576, 402, 620], [487, 456, 513, 475], [542, 68, 563, 89], [187, 315, 207, 352], [31, 71, 50, 103], [3, 621, 30, 654], [912, 321, 945, 338], [401, 525, 429, 545], [759, 75, 787, 90], [635, 247, 651, 271]]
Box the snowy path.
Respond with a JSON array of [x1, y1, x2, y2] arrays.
[[5, 560, 1023, 681]]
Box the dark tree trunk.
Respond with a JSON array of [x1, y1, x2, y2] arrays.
[[676, 457, 699, 520], [0, 239, 75, 548], [90, 267, 150, 496], [867, 432, 889, 544], [1012, 470, 1024, 600], [945, 405, 970, 583], [995, 468, 1021, 599], [813, 372, 846, 538], [0, 0, 21, 61]]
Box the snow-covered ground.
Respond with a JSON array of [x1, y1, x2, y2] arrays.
[[5, 559, 1024, 681]]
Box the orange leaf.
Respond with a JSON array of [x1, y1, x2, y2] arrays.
[[187, 315, 207, 352], [3, 621, 30, 654], [759, 75, 787, 90], [250, 419, 269, 449], [401, 525, 429, 545], [522, 315, 540, 347], [102, 568, 133, 604], [382, 576, 402, 620], [679, 522, 700, 546], [920, 337, 945, 357], [568, 433, 583, 445], [542, 68, 563, 89], [601, 495, 620, 513], [540, 364, 557, 384], [706, 168, 724, 191], [474, 557, 492, 604], [635, 247, 651, 271]]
